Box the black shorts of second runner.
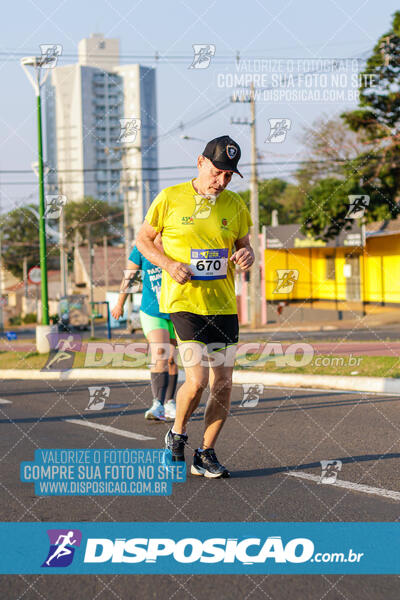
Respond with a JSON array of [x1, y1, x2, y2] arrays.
[[169, 312, 239, 351]]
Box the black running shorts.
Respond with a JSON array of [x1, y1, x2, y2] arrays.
[[170, 312, 239, 348]]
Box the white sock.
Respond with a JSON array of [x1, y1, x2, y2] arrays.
[[172, 429, 186, 436]]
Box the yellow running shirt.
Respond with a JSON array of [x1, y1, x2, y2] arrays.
[[145, 179, 252, 315]]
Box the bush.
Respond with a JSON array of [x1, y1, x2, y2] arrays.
[[23, 313, 37, 324], [9, 316, 22, 326]]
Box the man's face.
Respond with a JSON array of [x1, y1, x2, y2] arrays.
[[197, 156, 233, 195]]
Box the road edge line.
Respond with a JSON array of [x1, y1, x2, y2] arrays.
[[286, 471, 400, 501]]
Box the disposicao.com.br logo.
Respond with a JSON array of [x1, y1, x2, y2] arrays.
[[42, 529, 82, 568], [83, 536, 363, 565], [0, 522, 387, 575]]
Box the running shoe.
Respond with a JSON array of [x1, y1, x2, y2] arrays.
[[164, 399, 176, 420], [145, 399, 166, 421], [165, 428, 188, 462], [191, 448, 230, 478]]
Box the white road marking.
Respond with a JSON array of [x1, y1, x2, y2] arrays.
[[233, 384, 400, 397], [286, 471, 400, 501], [232, 384, 353, 395], [0, 398, 12, 404], [262, 386, 355, 395], [65, 419, 156, 441]]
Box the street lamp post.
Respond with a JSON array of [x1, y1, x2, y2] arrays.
[[231, 84, 262, 328], [249, 83, 261, 328], [21, 56, 54, 352], [20, 56, 50, 326]]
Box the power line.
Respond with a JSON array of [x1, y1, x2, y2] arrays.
[[0, 50, 371, 61], [156, 98, 231, 140], [155, 52, 368, 141], [1, 177, 190, 186], [0, 171, 316, 188], [0, 156, 379, 176]]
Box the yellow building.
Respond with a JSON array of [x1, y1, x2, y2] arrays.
[[264, 220, 400, 312]]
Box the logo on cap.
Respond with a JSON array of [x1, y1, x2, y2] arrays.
[[226, 144, 237, 159]]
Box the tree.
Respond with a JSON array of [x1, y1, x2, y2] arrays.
[[1, 197, 124, 278], [239, 177, 301, 226], [278, 183, 304, 224], [341, 10, 400, 221], [301, 11, 400, 239], [1, 205, 59, 278], [64, 197, 124, 244], [301, 178, 356, 240], [296, 114, 365, 190]]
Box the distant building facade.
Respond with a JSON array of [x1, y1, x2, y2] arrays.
[[45, 33, 158, 236]]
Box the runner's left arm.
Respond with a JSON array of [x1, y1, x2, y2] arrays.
[[230, 233, 255, 271]]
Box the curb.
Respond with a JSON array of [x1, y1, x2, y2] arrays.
[[232, 371, 400, 394], [1, 369, 400, 394]]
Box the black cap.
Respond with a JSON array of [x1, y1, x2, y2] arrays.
[[202, 135, 243, 178]]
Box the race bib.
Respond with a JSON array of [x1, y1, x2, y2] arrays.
[[190, 248, 228, 280]]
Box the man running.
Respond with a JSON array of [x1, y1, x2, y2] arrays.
[[136, 135, 254, 478]]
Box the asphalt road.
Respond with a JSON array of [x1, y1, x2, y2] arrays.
[[0, 379, 399, 599]]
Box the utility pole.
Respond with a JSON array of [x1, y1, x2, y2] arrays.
[[231, 82, 261, 328], [23, 256, 28, 315], [60, 206, 67, 297], [87, 225, 95, 338], [122, 176, 132, 323], [104, 144, 134, 262], [249, 84, 261, 328], [145, 181, 151, 213], [105, 143, 137, 325], [361, 222, 367, 317], [103, 235, 109, 291], [59, 179, 67, 298], [123, 187, 132, 265]]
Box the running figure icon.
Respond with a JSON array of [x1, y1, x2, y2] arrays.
[[45, 335, 76, 369], [45, 531, 77, 566]]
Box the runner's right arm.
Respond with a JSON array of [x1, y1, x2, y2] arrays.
[[137, 221, 192, 284], [111, 260, 140, 320]]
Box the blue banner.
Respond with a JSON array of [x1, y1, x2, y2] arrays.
[[0, 522, 398, 574], [20, 449, 185, 496]]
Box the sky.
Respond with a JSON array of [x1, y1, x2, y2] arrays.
[[0, 0, 398, 212]]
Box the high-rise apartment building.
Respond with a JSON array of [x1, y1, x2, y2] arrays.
[[45, 33, 158, 236]]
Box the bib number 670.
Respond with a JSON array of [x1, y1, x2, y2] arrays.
[[196, 259, 221, 271]]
